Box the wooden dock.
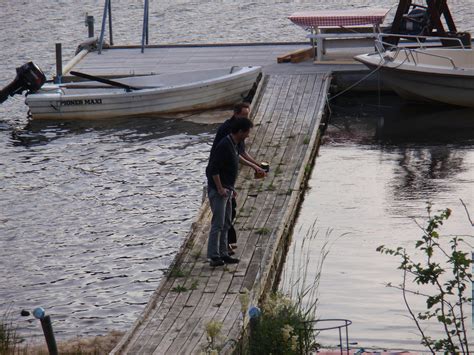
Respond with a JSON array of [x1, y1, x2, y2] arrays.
[[106, 70, 329, 354], [63, 42, 339, 354]]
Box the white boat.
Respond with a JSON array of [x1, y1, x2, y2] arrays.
[[355, 34, 474, 108], [25, 66, 262, 119]]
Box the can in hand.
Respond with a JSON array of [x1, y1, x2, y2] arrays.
[[260, 161, 270, 172]]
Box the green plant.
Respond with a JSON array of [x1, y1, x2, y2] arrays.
[[266, 183, 276, 191], [171, 284, 188, 293], [201, 320, 223, 354], [302, 137, 310, 145], [248, 292, 315, 355], [190, 279, 199, 290], [168, 265, 188, 278], [377, 205, 472, 354], [255, 227, 270, 236], [1, 309, 21, 355]]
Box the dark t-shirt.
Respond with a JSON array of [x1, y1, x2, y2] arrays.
[[211, 116, 245, 155], [206, 135, 239, 190]]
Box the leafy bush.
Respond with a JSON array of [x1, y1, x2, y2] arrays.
[[377, 205, 472, 354], [248, 292, 317, 355]]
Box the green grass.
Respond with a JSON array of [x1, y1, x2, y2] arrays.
[[189, 280, 199, 291], [1, 309, 21, 355], [255, 227, 271, 236], [171, 284, 188, 293], [168, 265, 189, 278]]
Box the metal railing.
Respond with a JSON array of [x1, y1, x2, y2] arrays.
[[298, 318, 352, 355], [98, 0, 113, 54], [374, 33, 467, 70], [98, 0, 150, 54]]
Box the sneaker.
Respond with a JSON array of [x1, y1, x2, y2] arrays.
[[222, 256, 239, 264], [210, 258, 224, 267]]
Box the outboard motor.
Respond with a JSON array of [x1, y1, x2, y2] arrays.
[[400, 7, 430, 36], [0, 62, 46, 104]]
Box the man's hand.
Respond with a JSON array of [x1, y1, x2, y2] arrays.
[[254, 166, 267, 177], [218, 187, 229, 197]]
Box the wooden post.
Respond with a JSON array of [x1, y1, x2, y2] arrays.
[[426, 0, 446, 35], [439, 0, 457, 32], [55, 43, 62, 84], [385, 0, 412, 45], [86, 15, 95, 38]]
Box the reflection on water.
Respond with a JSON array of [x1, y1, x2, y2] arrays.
[[327, 95, 474, 202], [282, 94, 474, 351], [10, 116, 215, 147]]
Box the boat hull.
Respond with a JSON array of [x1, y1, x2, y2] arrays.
[[356, 52, 474, 108], [26, 66, 262, 120]]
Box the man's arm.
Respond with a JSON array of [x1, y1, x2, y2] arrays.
[[239, 155, 266, 175]]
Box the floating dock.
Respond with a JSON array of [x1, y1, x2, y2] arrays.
[[65, 42, 363, 354]]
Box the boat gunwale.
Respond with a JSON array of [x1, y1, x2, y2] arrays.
[[26, 66, 262, 102]]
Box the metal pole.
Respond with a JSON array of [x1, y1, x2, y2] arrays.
[[141, 0, 149, 53], [108, 0, 114, 45], [55, 43, 62, 84], [146, 0, 149, 45], [40, 315, 58, 355], [345, 320, 350, 355], [98, 0, 109, 54]]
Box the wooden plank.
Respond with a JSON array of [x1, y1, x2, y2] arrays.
[[290, 48, 315, 63], [277, 47, 314, 63]]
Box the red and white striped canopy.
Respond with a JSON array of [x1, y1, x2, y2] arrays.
[[288, 8, 389, 29]]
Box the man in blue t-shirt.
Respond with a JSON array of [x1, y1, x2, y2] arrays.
[[205, 117, 254, 267]]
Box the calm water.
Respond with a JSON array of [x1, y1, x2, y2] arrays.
[[282, 95, 474, 351], [1, 0, 473, 346]]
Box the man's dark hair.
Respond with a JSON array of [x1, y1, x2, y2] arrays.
[[233, 102, 250, 115], [230, 117, 253, 134]]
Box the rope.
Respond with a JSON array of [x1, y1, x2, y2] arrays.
[[327, 58, 385, 102], [328, 52, 411, 103]]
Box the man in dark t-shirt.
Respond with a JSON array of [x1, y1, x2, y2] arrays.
[[210, 103, 266, 252], [205, 117, 254, 267]]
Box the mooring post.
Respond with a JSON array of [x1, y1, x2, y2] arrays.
[[33, 308, 58, 355], [55, 43, 62, 84], [85, 14, 95, 38], [40, 316, 58, 355]]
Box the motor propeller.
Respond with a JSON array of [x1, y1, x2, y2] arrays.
[[0, 62, 46, 104]]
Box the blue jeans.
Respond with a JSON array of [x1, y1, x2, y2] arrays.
[[207, 187, 232, 259]]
